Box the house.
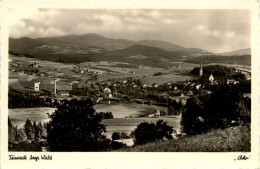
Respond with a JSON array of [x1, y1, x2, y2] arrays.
[[147, 110, 160, 117], [133, 84, 138, 88], [103, 87, 111, 94], [152, 83, 159, 88], [34, 82, 40, 92], [76, 83, 88, 89], [195, 84, 201, 90], [59, 91, 70, 97], [108, 94, 113, 98], [32, 78, 55, 94], [56, 80, 73, 94], [201, 74, 214, 83], [30, 62, 39, 68], [227, 79, 239, 84], [180, 99, 187, 105]]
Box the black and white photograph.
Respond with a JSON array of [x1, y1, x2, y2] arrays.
[[1, 1, 260, 168]]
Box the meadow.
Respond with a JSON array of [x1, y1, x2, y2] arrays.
[[102, 116, 181, 139], [94, 103, 168, 118], [9, 104, 180, 140], [9, 107, 56, 128], [116, 126, 250, 152]]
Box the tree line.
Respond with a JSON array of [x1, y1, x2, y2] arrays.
[[8, 117, 47, 145], [181, 84, 250, 135], [190, 65, 246, 80], [9, 88, 49, 108]]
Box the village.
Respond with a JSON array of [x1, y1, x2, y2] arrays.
[[9, 54, 251, 119]]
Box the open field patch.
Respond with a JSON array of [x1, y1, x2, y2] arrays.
[[94, 103, 168, 118], [9, 107, 56, 128], [102, 117, 181, 139]]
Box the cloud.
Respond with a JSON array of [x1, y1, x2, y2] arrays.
[[9, 9, 250, 53]]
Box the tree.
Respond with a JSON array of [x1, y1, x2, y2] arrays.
[[181, 84, 251, 135], [132, 120, 174, 145], [181, 96, 207, 135], [46, 99, 111, 151], [15, 127, 28, 143], [24, 119, 34, 140], [33, 121, 38, 139], [168, 100, 183, 116], [34, 122, 44, 140], [112, 132, 120, 140], [8, 117, 16, 143], [204, 84, 250, 128], [37, 122, 44, 137]]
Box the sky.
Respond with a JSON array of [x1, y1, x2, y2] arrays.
[[9, 9, 251, 53]]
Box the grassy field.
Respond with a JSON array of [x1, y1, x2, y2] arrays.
[[115, 126, 250, 152], [140, 73, 194, 85], [9, 107, 56, 128], [95, 103, 168, 118], [102, 116, 181, 139]]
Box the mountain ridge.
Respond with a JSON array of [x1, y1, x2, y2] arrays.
[[9, 33, 251, 66]]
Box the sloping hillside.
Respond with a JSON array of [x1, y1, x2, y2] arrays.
[[219, 48, 251, 56], [9, 37, 46, 52], [174, 48, 213, 56], [36, 33, 135, 50], [115, 126, 250, 152], [99, 45, 186, 63], [9, 33, 250, 66], [137, 40, 186, 51], [185, 55, 251, 65]]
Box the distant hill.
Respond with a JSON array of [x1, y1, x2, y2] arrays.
[[137, 40, 186, 51], [9, 33, 250, 66], [10, 33, 187, 53], [174, 48, 213, 56], [97, 45, 188, 67], [219, 48, 251, 56], [185, 55, 251, 65], [9, 37, 46, 53], [35, 33, 135, 51]]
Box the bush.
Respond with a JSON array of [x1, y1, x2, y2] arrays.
[[112, 132, 120, 140], [111, 141, 126, 150], [96, 112, 114, 119], [153, 72, 163, 76], [132, 120, 174, 145], [112, 132, 131, 140]]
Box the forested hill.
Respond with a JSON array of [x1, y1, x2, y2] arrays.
[[9, 34, 250, 66], [185, 55, 251, 65], [190, 65, 247, 80]]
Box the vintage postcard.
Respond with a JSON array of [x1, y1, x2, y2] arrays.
[[0, 1, 259, 168]]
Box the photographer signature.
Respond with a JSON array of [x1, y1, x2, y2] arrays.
[[234, 155, 250, 161]]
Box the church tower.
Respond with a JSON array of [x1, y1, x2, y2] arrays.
[[199, 62, 203, 76]]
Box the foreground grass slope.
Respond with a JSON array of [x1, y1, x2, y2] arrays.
[[116, 126, 250, 152]]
